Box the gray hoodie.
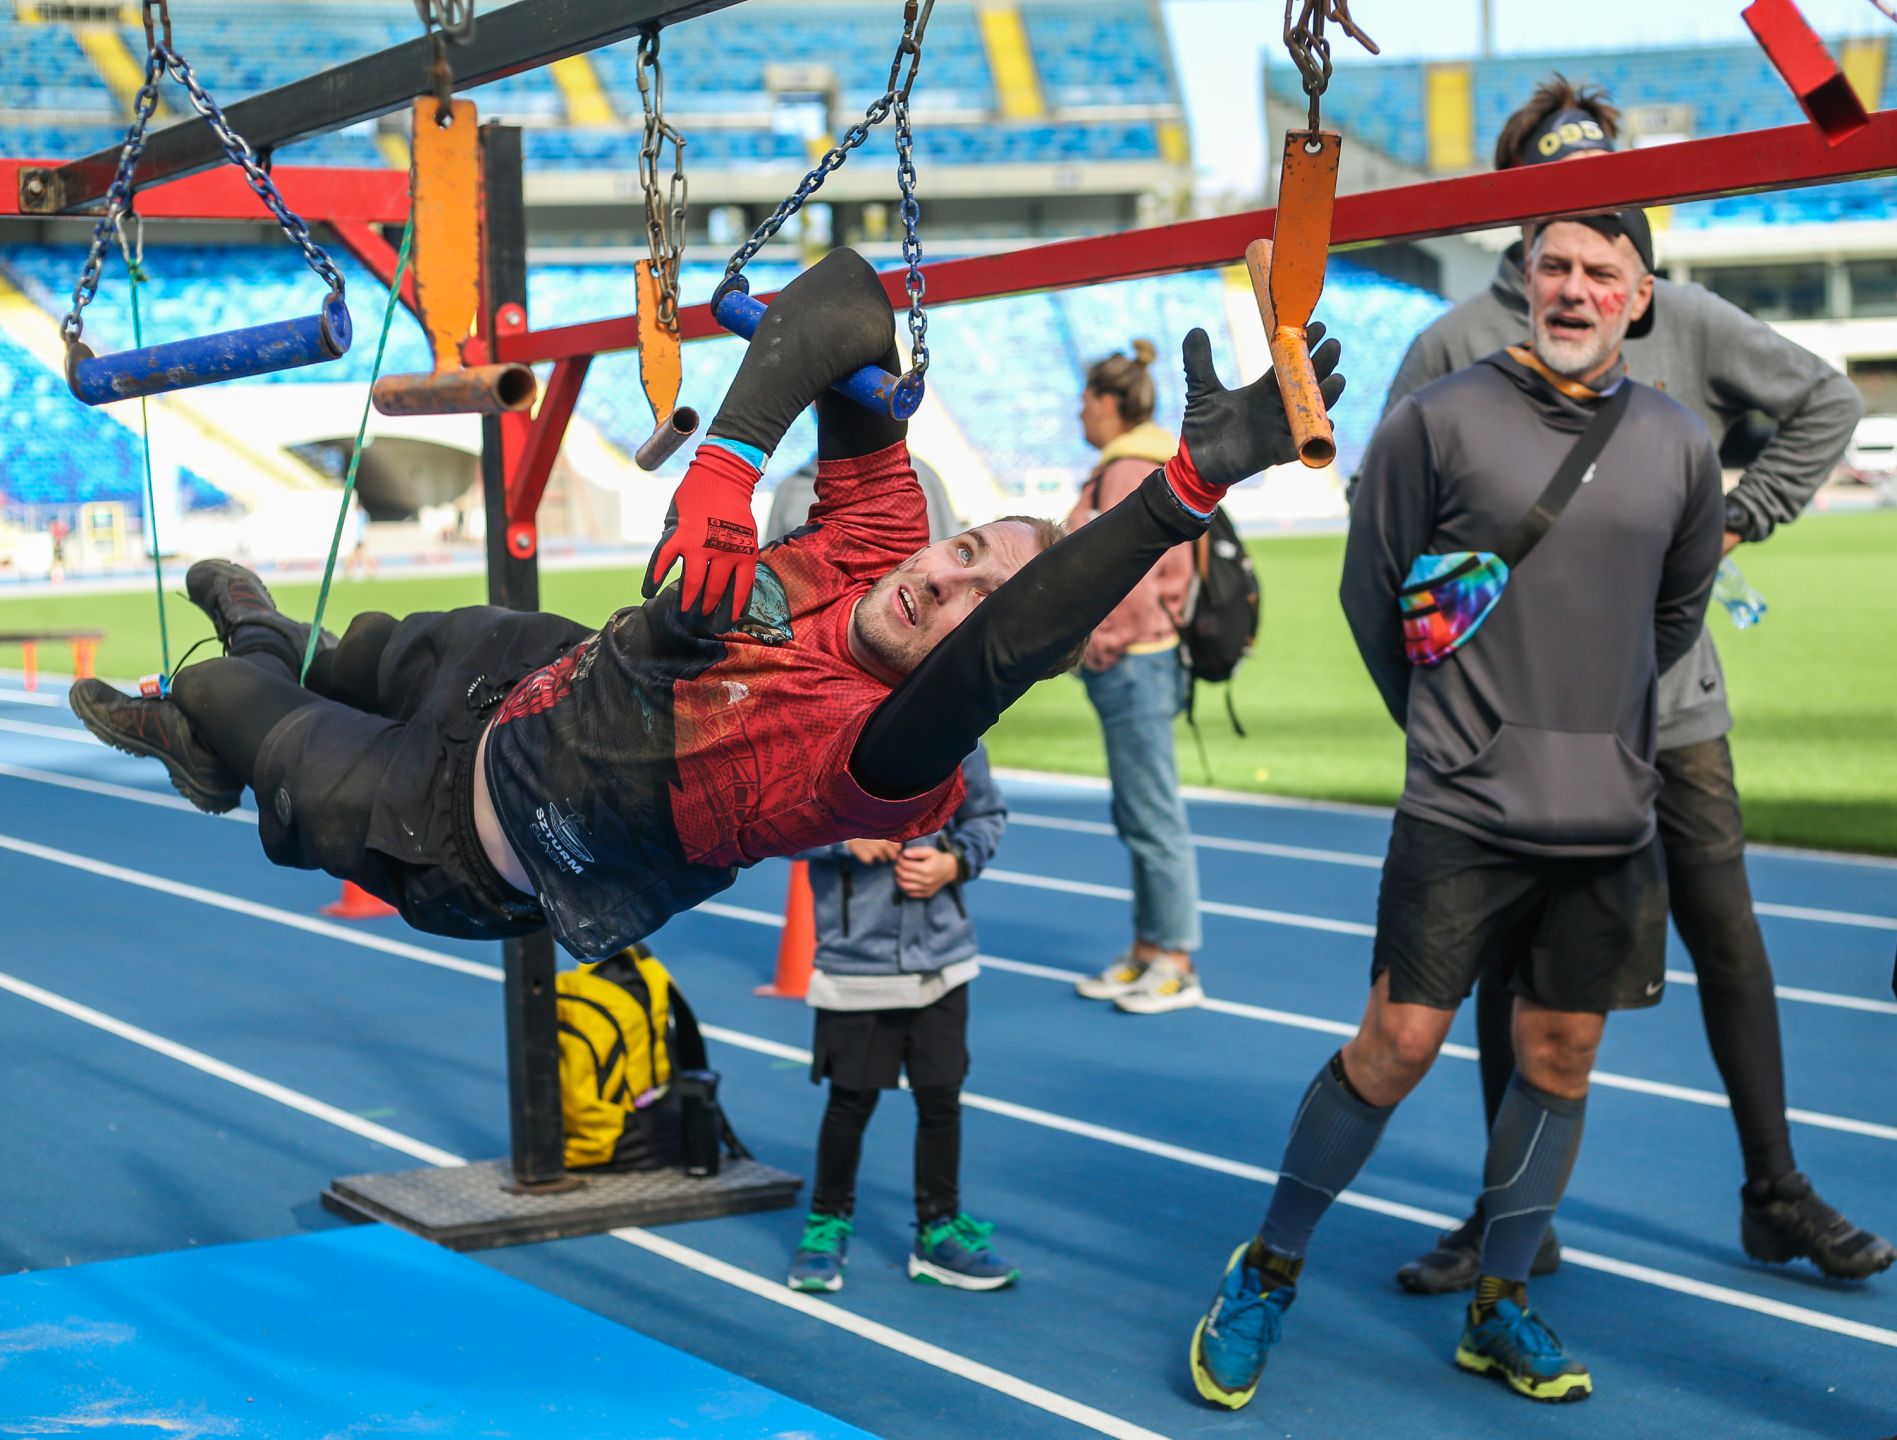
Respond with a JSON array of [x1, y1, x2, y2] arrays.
[[1344, 351, 1724, 856], [1382, 245, 1862, 749]]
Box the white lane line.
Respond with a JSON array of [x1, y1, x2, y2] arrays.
[[692, 1025, 1897, 1353], [1008, 812, 1386, 869], [998, 766, 1897, 871], [1664, 967, 1897, 1018], [1004, 817, 1897, 930], [7, 843, 1896, 1355], [608, 1227, 1172, 1440], [0, 968, 465, 1168], [0, 716, 92, 743], [0, 761, 258, 823], [0, 690, 64, 708], [983, 868, 1379, 937], [13, 829, 1891, 1144], [0, 974, 1169, 1440], [1754, 902, 1897, 933], [963, 956, 1897, 1142]]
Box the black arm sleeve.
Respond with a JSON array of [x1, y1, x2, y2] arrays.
[[816, 339, 908, 462], [851, 469, 1205, 798]]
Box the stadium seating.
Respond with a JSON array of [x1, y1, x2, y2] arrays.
[[0, 327, 167, 515]]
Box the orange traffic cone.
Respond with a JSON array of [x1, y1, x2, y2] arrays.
[[756, 860, 815, 999], [321, 881, 399, 920]]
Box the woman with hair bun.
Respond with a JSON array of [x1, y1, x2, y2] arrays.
[[1066, 340, 1206, 1014]]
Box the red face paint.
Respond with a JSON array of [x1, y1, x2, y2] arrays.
[[1597, 289, 1628, 318]]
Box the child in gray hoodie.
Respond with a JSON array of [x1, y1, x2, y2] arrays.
[[785, 742, 1018, 1294]]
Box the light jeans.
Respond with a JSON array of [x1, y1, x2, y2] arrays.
[[1080, 647, 1202, 953]]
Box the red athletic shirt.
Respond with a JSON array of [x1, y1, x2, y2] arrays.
[[483, 441, 967, 960]]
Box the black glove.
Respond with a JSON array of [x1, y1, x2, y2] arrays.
[[1177, 321, 1344, 492], [711, 249, 900, 455]]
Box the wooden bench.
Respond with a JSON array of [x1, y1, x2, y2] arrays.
[[0, 630, 106, 691]]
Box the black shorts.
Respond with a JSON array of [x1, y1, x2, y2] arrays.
[[252, 606, 590, 940], [1372, 812, 1669, 1014], [1655, 735, 1746, 868], [810, 982, 970, 1092]]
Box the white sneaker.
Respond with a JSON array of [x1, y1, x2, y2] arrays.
[[1075, 954, 1147, 1000], [1112, 956, 1205, 1014]]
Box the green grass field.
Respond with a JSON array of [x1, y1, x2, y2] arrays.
[[4, 509, 1892, 853]]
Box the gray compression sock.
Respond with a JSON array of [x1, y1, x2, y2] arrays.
[[1478, 1071, 1586, 1284], [1258, 1052, 1396, 1260]]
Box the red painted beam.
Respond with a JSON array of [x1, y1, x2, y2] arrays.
[[496, 109, 1897, 366], [0, 161, 410, 223], [506, 354, 592, 560]]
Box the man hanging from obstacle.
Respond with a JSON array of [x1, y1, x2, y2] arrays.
[[71, 249, 1344, 961]]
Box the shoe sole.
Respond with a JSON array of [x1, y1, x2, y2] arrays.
[[69, 684, 241, 815], [1189, 1315, 1258, 1409], [1075, 983, 1139, 1000], [1742, 1230, 1896, 1280], [787, 1273, 843, 1294], [1113, 991, 1205, 1015], [906, 1254, 1019, 1291], [1397, 1233, 1562, 1294], [1455, 1345, 1592, 1402]]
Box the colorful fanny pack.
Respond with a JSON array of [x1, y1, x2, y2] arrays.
[[1398, 376, 1632, 666]]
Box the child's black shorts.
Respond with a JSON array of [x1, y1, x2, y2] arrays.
[[810, 981, 970, 1091]]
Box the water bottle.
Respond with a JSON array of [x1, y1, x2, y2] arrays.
[[1712, 559, 1768, 630]]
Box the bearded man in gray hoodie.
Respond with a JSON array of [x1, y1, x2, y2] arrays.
[[1189, 207, 1720, 1408], [1383, 76, 1888, 1294]]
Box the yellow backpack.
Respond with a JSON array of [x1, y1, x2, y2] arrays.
[[557, 943, 691, 1171]]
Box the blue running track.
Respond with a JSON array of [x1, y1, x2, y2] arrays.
[[2, 674, 1894, 1439]]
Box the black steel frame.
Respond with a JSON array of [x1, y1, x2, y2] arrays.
[[17, 0, 743, 215]]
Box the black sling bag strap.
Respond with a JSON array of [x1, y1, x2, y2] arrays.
[[1495, 380, 1634, 568]]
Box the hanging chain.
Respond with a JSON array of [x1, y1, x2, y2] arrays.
[[412, 0, 476, 44], [893, 95, 927, 385], [1868, 0, 1897, 22], [721, 0, 932, 394], [1282, 0, 1378, 133], [62, 32, 345, 346], [636, 27, 689, 333], [722, 0, 931, 275]]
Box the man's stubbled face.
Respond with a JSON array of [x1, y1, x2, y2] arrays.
[[1528, 221, 1652, 382], [848, 519, 1041, 683]]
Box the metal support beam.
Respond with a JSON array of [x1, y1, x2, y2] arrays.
[[18, 0, 744, 216], [327, 220, 422, 320], [0, 160, 409, 222], [506, 355, 593, 562], [495, 109, 1897, 367], [474, 124, 568, 1192]]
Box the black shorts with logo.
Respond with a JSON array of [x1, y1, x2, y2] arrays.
[[1371, 811, 1669, 1014], [810, 981, 971, 1092]]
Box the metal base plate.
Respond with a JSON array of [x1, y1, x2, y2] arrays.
[[323, 1158, 803, 1251]]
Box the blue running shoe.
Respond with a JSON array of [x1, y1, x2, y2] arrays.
[[787, 1213, 852, 1294], [1455, 1297, 1592, 1402], [908, 1213, 1020, 1291], [1189, 1243, 1297, 1409]]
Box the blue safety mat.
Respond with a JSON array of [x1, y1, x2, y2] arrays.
[[0, 1224, 878, 1439]]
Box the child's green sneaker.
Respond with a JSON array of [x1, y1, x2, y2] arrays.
[[908, 1212, 1020, 1291], [787, 1213, 852, 1293]]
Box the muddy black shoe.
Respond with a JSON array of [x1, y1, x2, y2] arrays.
[[69, 678, 243, 814], [1397, 1211, 1562, 1294], [1742, 1173, 1895, 1280], [185, 558, 330, 673]]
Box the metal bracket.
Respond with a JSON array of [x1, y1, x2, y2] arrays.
[[1743, 0, 1869, 146]]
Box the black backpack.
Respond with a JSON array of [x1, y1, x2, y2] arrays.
[[1178, 505, 1260, 749]]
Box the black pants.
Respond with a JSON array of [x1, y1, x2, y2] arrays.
[[811, 1084, 962, 1225], [169, 608, 577, 938], [1474, 735, 1793, 1185]]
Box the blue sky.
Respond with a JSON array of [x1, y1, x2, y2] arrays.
[[1161, 0, 1892, 199]]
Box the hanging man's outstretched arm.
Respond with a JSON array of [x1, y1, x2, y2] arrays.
[[851, 326, 1345, 799]]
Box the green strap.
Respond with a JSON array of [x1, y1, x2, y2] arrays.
[[126, 257, 171, 678], [300, 213, 415, 683]]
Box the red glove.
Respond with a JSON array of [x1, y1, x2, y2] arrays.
[[642, 443, 760, 618]]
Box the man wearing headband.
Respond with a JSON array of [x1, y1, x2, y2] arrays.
[[1188, 208, 1722, 1407], [1380, 75, 1886, 1293]]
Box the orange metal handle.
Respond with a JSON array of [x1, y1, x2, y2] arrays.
[[636, 260, 683, 424], [1245, 239, 1335, 469]]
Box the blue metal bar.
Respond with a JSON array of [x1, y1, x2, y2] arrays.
[[66, 291, 352, 405], [710, 284, 922, 420]]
